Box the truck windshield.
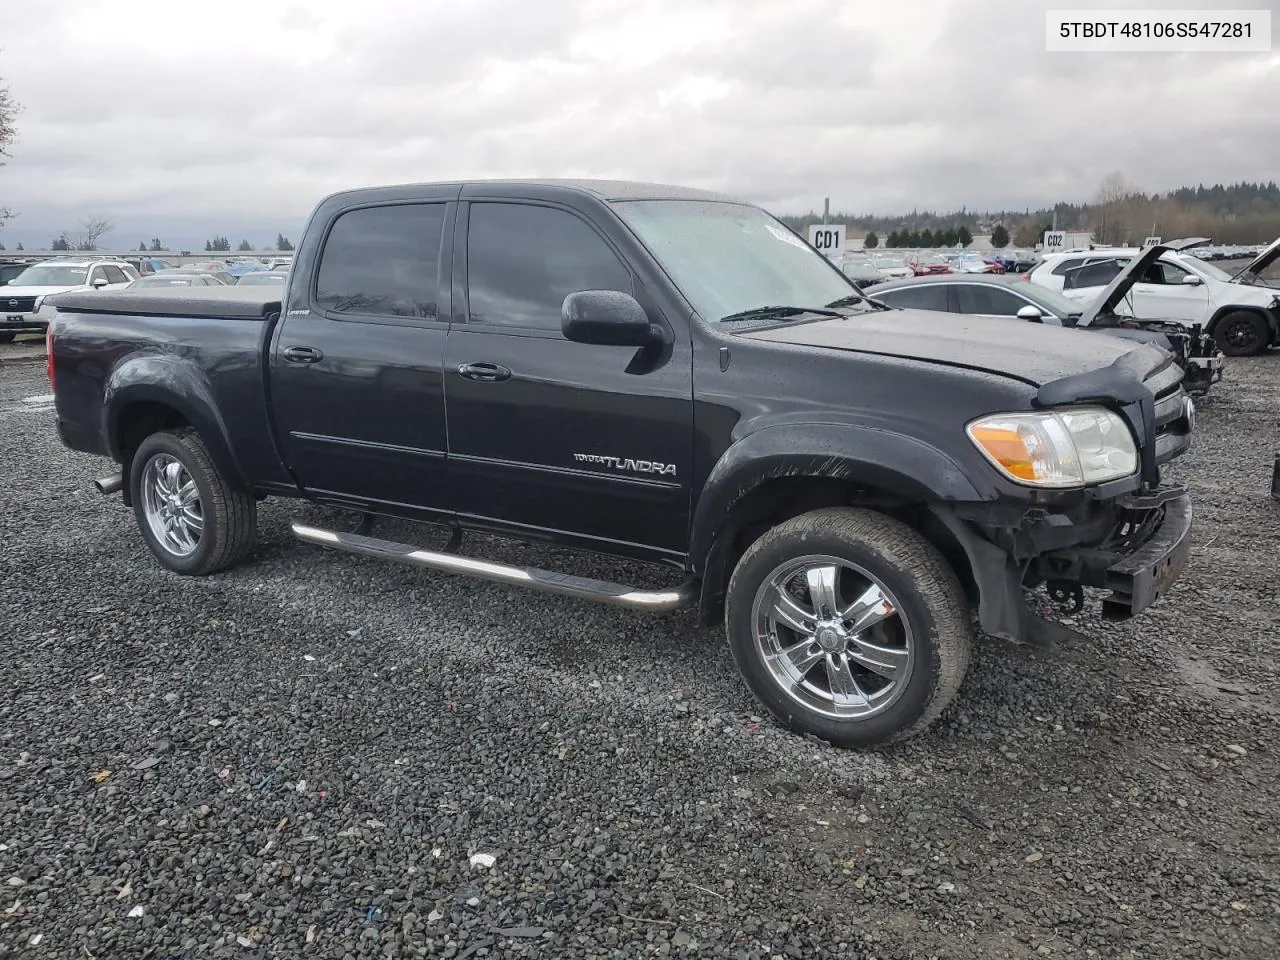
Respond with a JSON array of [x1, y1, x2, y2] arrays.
[[612, 200, 859, 322], [11, 265, 90, 286]]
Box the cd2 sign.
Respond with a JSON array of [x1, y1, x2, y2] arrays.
[[808, 224, 847, 258]]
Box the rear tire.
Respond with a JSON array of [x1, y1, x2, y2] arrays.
[[725, 507, 972, 748], [1213, 310, 1270, 356], [0, 332, 15, 344], [129, 429, 257, 575]]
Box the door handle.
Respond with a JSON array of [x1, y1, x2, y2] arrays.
[[457, 361, 511, 382], [283, 345, 324, 364]]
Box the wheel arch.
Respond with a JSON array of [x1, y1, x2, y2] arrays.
[[105, 358, 248, 504], [690, 425, 987, 625], [1206, 304, 1277, 344]]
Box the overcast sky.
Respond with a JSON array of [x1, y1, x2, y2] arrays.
[[1, 0, 1277, 248]]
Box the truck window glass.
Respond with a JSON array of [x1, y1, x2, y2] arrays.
[[876, 285, 950, 312], [954, 285, 1023, 316], [612, 200, 854, 323], [466, 203, 631, 331], [315, 204, 445, 319]]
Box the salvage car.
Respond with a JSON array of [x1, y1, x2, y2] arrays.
[[865, 252, 1223, 396], [1030, 238, 1280, 356], [47, 180, 1195, 748]]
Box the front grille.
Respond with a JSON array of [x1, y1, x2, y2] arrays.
[[1151, 382, 1192, 465], [3, 296, 37, 313]]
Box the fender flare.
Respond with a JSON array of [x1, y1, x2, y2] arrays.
[[689, 423, 989, 622], [103, 354, 248, 491]]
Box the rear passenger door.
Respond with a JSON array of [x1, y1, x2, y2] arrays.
[[270, 199, 456, 518], [443, 200, 693, 560]]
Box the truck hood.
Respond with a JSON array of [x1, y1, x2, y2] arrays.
[[735, 308, 1168, 387]]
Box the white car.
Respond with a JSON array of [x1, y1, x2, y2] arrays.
[[2, 258, 139, 342], [1027, 239, 1280, 355], [871, 254, 913, 279]]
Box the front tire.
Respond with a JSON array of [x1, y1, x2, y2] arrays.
[[1213, 310, 1270, 356], [725, 507, 972, 747], [0, 332, 15, 344], [129, 429, 257, 575]]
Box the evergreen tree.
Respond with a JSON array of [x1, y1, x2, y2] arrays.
[[15, 241, 22, 251], [276, 234, 294, 251], [238, 239, 252, 252], [886, 230, 900, 248], [919, 228, 935, 248], [205, 240, 213, 252], [863, 231, 879, 249], [957, 225, 973, 248], [990, 225, 1010, 248], [150, 238, 163, 251]]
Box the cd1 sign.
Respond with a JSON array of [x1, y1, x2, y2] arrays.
[[808, 224, 847, 258]]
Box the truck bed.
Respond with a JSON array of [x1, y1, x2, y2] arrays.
[[49, 286, 281, 320]]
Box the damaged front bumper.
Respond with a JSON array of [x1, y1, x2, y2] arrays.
[[931, 486, 1193, 646]]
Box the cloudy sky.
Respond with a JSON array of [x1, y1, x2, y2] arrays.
[[1, 0, 1277, 249]]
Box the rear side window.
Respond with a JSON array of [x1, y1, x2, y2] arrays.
[[103, 265, 129, 284], [1063, 260, 1124, 291], [873, 285, 951, 312], [316, 203, 446, 319], [466, 203, 632, 332]]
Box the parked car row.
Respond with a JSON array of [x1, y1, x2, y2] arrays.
[[1, 256, 290, 340], [837, 248, 1040, 285], [1186, 243, 1271, 261]]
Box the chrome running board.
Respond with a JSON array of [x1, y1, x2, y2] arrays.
[[290, 521, 696, 612]]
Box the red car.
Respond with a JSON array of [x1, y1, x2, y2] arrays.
[[906, 253, 953, 276]]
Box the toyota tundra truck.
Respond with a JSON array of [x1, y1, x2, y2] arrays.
[[46, 180, 1195, 747]]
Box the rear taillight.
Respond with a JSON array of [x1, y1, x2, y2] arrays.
[[1020, 272, 1031, 281], [46, 326, 54, 389]]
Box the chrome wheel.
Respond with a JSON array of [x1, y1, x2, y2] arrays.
[[751, 554, 913, 721], [141, 454, 203, 557]]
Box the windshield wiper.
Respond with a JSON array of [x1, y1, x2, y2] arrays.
[[719, 305, 844, 323], [826, 293, 890, 311]]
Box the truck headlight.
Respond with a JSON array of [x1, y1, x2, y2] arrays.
[[967, 406, 1138, 487]]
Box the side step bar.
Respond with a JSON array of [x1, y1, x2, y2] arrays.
[[291, 521, 697, 612]]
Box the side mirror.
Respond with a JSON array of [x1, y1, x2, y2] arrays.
[[1016, 304, 1044, 321], [92, 277, 109, 289], [1180, 274, 1203, 286], [562, 290, 654, 346]]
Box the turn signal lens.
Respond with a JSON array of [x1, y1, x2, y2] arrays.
[[967, 407, 1137, 488]]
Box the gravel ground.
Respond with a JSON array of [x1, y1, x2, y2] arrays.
[[2, 350, 1279, 960]]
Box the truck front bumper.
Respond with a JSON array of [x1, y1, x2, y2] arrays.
[[931, 487, 1193, 646]]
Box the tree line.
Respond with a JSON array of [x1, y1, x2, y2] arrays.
[[862, 225, 976, 249], [778, 179, 1280, 249]]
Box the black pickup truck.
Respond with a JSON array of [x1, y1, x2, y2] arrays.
[[48, 180, 1195, 747]]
